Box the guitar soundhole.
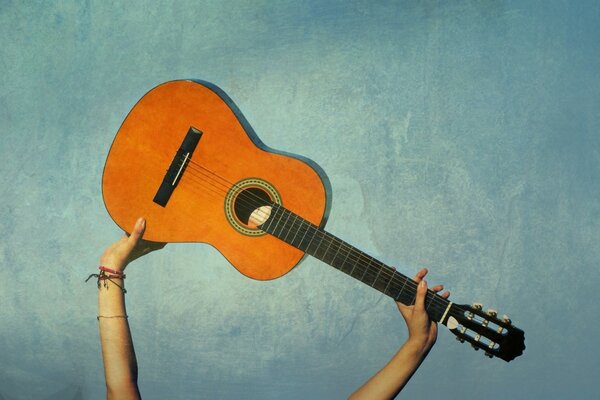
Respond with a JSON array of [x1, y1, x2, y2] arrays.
[[224, 178, 281, 236], [234, 187, 272, 225]]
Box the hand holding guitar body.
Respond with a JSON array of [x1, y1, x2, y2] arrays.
[[96, 218, 165, 400]]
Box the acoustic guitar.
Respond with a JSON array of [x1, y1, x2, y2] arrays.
[[102, 80, 525, 362]]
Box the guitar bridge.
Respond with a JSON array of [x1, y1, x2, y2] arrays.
[[153, 127, 202, 207]]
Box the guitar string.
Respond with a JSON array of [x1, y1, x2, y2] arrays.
[[178, 158, 465, 317], [177, 155, 509, 330], [161, 156, 507, 349], [175, 158, 458, 317], [179, 161, 429, 295], [179, 159, 480, 320]]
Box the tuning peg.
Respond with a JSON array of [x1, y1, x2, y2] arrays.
[[485, 351, 494, 358], [471, 344, 480, 351], [472, 303, 483, 310], [456, 336, 465, 343], [486, 309, 497, 317], [502, 314, 511, 324]]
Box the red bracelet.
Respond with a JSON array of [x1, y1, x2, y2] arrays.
[[99, 266, 125, 276]]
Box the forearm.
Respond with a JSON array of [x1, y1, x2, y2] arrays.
[[348, 339, 431, 400], [98, 278, 141, 400]]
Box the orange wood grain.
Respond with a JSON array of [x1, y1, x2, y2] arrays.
[[102, 80, 329, 280]]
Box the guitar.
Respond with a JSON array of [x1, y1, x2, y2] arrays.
[[102, 80, 525, 362]]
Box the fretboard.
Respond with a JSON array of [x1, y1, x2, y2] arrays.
[[260, 204, 451, 323]]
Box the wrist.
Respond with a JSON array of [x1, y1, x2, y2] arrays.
[[405, 336, 435, 356]]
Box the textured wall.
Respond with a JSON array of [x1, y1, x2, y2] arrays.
[[1, 1, 599, 399]]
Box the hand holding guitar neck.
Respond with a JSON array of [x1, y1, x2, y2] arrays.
[[397, 268, 450, 353]]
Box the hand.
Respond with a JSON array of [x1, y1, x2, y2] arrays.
[[396, 268, 450, 352], [100, 217, 166, 272]]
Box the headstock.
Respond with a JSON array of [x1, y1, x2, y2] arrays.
[[443, 302, 525, 362]]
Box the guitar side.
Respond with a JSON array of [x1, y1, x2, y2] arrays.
[[102, 80, 331, 280]]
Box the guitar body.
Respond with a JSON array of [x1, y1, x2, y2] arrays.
[[102, 80, 330, 280]]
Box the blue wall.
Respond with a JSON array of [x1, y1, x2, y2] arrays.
[[1, 1, 598, 398]]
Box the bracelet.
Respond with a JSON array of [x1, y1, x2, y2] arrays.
[[98, 273, 126, 280], [85, 270, 127, 294], [97, 315, 128, 320], [99, 266, 125, 276]]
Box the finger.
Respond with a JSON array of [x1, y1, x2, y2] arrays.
[[127, 218, 146, 247], [441, 290, 450, 299], [414, 280, 427, 311], [396, 302, 411, 321], [430, 284, 444, 293], [414, 268, 428, 282]]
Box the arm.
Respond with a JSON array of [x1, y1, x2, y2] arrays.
[[96, 218, 165, 400], [348, 269, 450, 400]]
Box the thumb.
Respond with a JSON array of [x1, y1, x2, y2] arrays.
[[127, 218, 146, 247], [414, 280, 427, 311]]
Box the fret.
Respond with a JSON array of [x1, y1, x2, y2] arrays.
[[347, 251, 360, 277], [319, 234, 335, 262], [396, 285, 416, 305], [329, 242, 345, 270], [278, 210, 294, 240], [306, 229, 325, 255], [260, 204, 276, 231], [425, 292, 433, 311], [312, 231, 330, 260], [361, 261, 379, 287], [325, 239, 341, 267], [348, 259, 366, 281], [359, 257, 372, 282], [381, 270, 395, 295], [265, 205, 283, 235], [385, 276, 408, 301], [303, 224, 319, 253], [427, 294, 448, 322], [338, 247, 353, 273], [371, 266, 390, 292], [297, 221, 315, 251], [323, 237, 345, 267], [284, 213, 299, 244]]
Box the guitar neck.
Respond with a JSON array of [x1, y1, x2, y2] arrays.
[[260, 204, 452, 324]]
